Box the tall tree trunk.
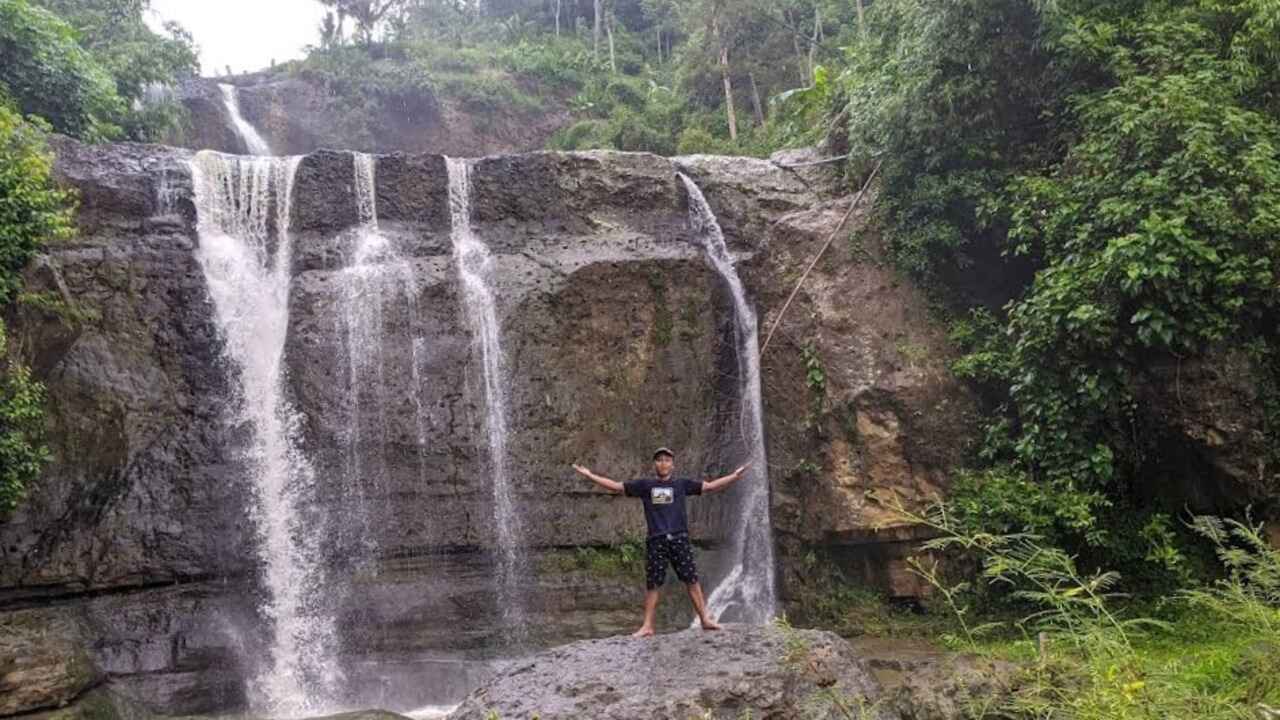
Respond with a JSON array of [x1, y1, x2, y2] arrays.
[[808, 7, 821, 82], [794, 32, 808, 85], [856, 0, 866, 37], [656, 28, 662, 64], [749, 71, 765, 127], [606, 11, 616, 73], [555, 0, 561, 36], [593, 0, 603, 58], [714, 13, 738, 142]]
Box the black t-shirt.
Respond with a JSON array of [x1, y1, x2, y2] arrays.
[[623, 477, 703, 538]]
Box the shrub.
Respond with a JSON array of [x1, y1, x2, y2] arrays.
[[0, 101, 69, 511]]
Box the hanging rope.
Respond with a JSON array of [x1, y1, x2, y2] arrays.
[[759, 159, 882, 356]]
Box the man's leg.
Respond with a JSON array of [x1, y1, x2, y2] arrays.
[[633, 588, 659, 638], [686, 581, 721, 631], [670, 535, 720, 630], [634, 537, 665, 637]]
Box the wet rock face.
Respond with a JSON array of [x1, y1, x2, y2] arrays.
[[0, 139, 252, 600], [2, 141, 972, 714], [171, 76, 570, 157], [450, 625, 893, 720]]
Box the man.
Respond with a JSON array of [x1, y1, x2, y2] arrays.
[[573, 448, 749, 637]]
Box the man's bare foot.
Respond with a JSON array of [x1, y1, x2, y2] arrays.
[[700, 619, 722, 631], [632, 626, 656, 638]]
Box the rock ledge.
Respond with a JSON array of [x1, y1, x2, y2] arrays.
[[450, 625, 889, 720]]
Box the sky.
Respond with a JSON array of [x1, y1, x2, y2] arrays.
[[145, 0, 328, 77]]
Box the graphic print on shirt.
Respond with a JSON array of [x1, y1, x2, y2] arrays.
[[651, 486, 674, 505]]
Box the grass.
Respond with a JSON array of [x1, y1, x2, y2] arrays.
[[836, 497, 1280, 719]]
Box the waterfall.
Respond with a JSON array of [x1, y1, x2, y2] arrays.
[[445, 157, 528, 636], [190, 151, 340, 716], [340, 153, 424, 551], [219, 83, 273, 156], [678, 173, 778, 624]]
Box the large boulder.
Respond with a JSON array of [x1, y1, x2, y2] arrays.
[[450, 625, 893, 720], [0, 608, 101, 716]]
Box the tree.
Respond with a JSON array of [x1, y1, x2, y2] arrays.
[[0, 0, 125, 141], [713, 7, 738, 141], [30, 0, 198, 140], [318, 0, 407, 46], [593, 0, 603, 58]]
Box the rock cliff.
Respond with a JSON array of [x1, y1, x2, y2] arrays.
[[0, 140, 974, 715]]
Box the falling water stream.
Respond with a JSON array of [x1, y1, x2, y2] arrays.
[[340, 153, 424, 551], [679, 172, 779, 624], [191, 151, 339, 716], [218, 83, 273, 156], [445, 157, 528, 636]]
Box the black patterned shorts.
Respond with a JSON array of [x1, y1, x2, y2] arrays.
[[645, 534, 698, 589]]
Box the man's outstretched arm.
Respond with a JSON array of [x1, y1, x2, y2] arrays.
[[573, 464, 625, 494], [702, 463, 750, 494]]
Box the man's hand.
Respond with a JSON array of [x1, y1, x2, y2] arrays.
[[704, 462, 752, 494], [574, 463, 624, 494]]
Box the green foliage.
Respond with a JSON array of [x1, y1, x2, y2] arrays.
[[0, 102, 73, 305], [846, 0, 1280, 555], [885, 496, 1280, 718], [1184, 513, 1280, 638], [769, 64, 835, 149], [497, 38, 602, 89], [994, 0, 1280, 505], [299, 0, 848, 157], [801, 340, 826, 398], [549, 538, 646, 578], [842, 0, 1063, 288], [0, 321, 49, 512], [0, 0, 125, 141], [786, 547, 950, 638], [0, 0, 196, 142], [31, 0, 199, 141], [0, 99, 70, 513]]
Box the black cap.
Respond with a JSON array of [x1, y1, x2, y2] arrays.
[[653, 447, 675, 459]]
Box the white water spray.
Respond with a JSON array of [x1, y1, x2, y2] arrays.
[[190, 151, 340, 716], [445, 158, 528, 635], [219, 83, 273, 156], [679, 173, 778, 624]]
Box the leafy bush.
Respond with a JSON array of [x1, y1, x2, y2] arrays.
[[675, 127, 726, 155], [497, 38, 600, 89], [605, 78, 646, 111], [439, 71, 543, 116], [0, 101, 70, 511], [0, 321, 49, 512], [0, 101, 73, 305]]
